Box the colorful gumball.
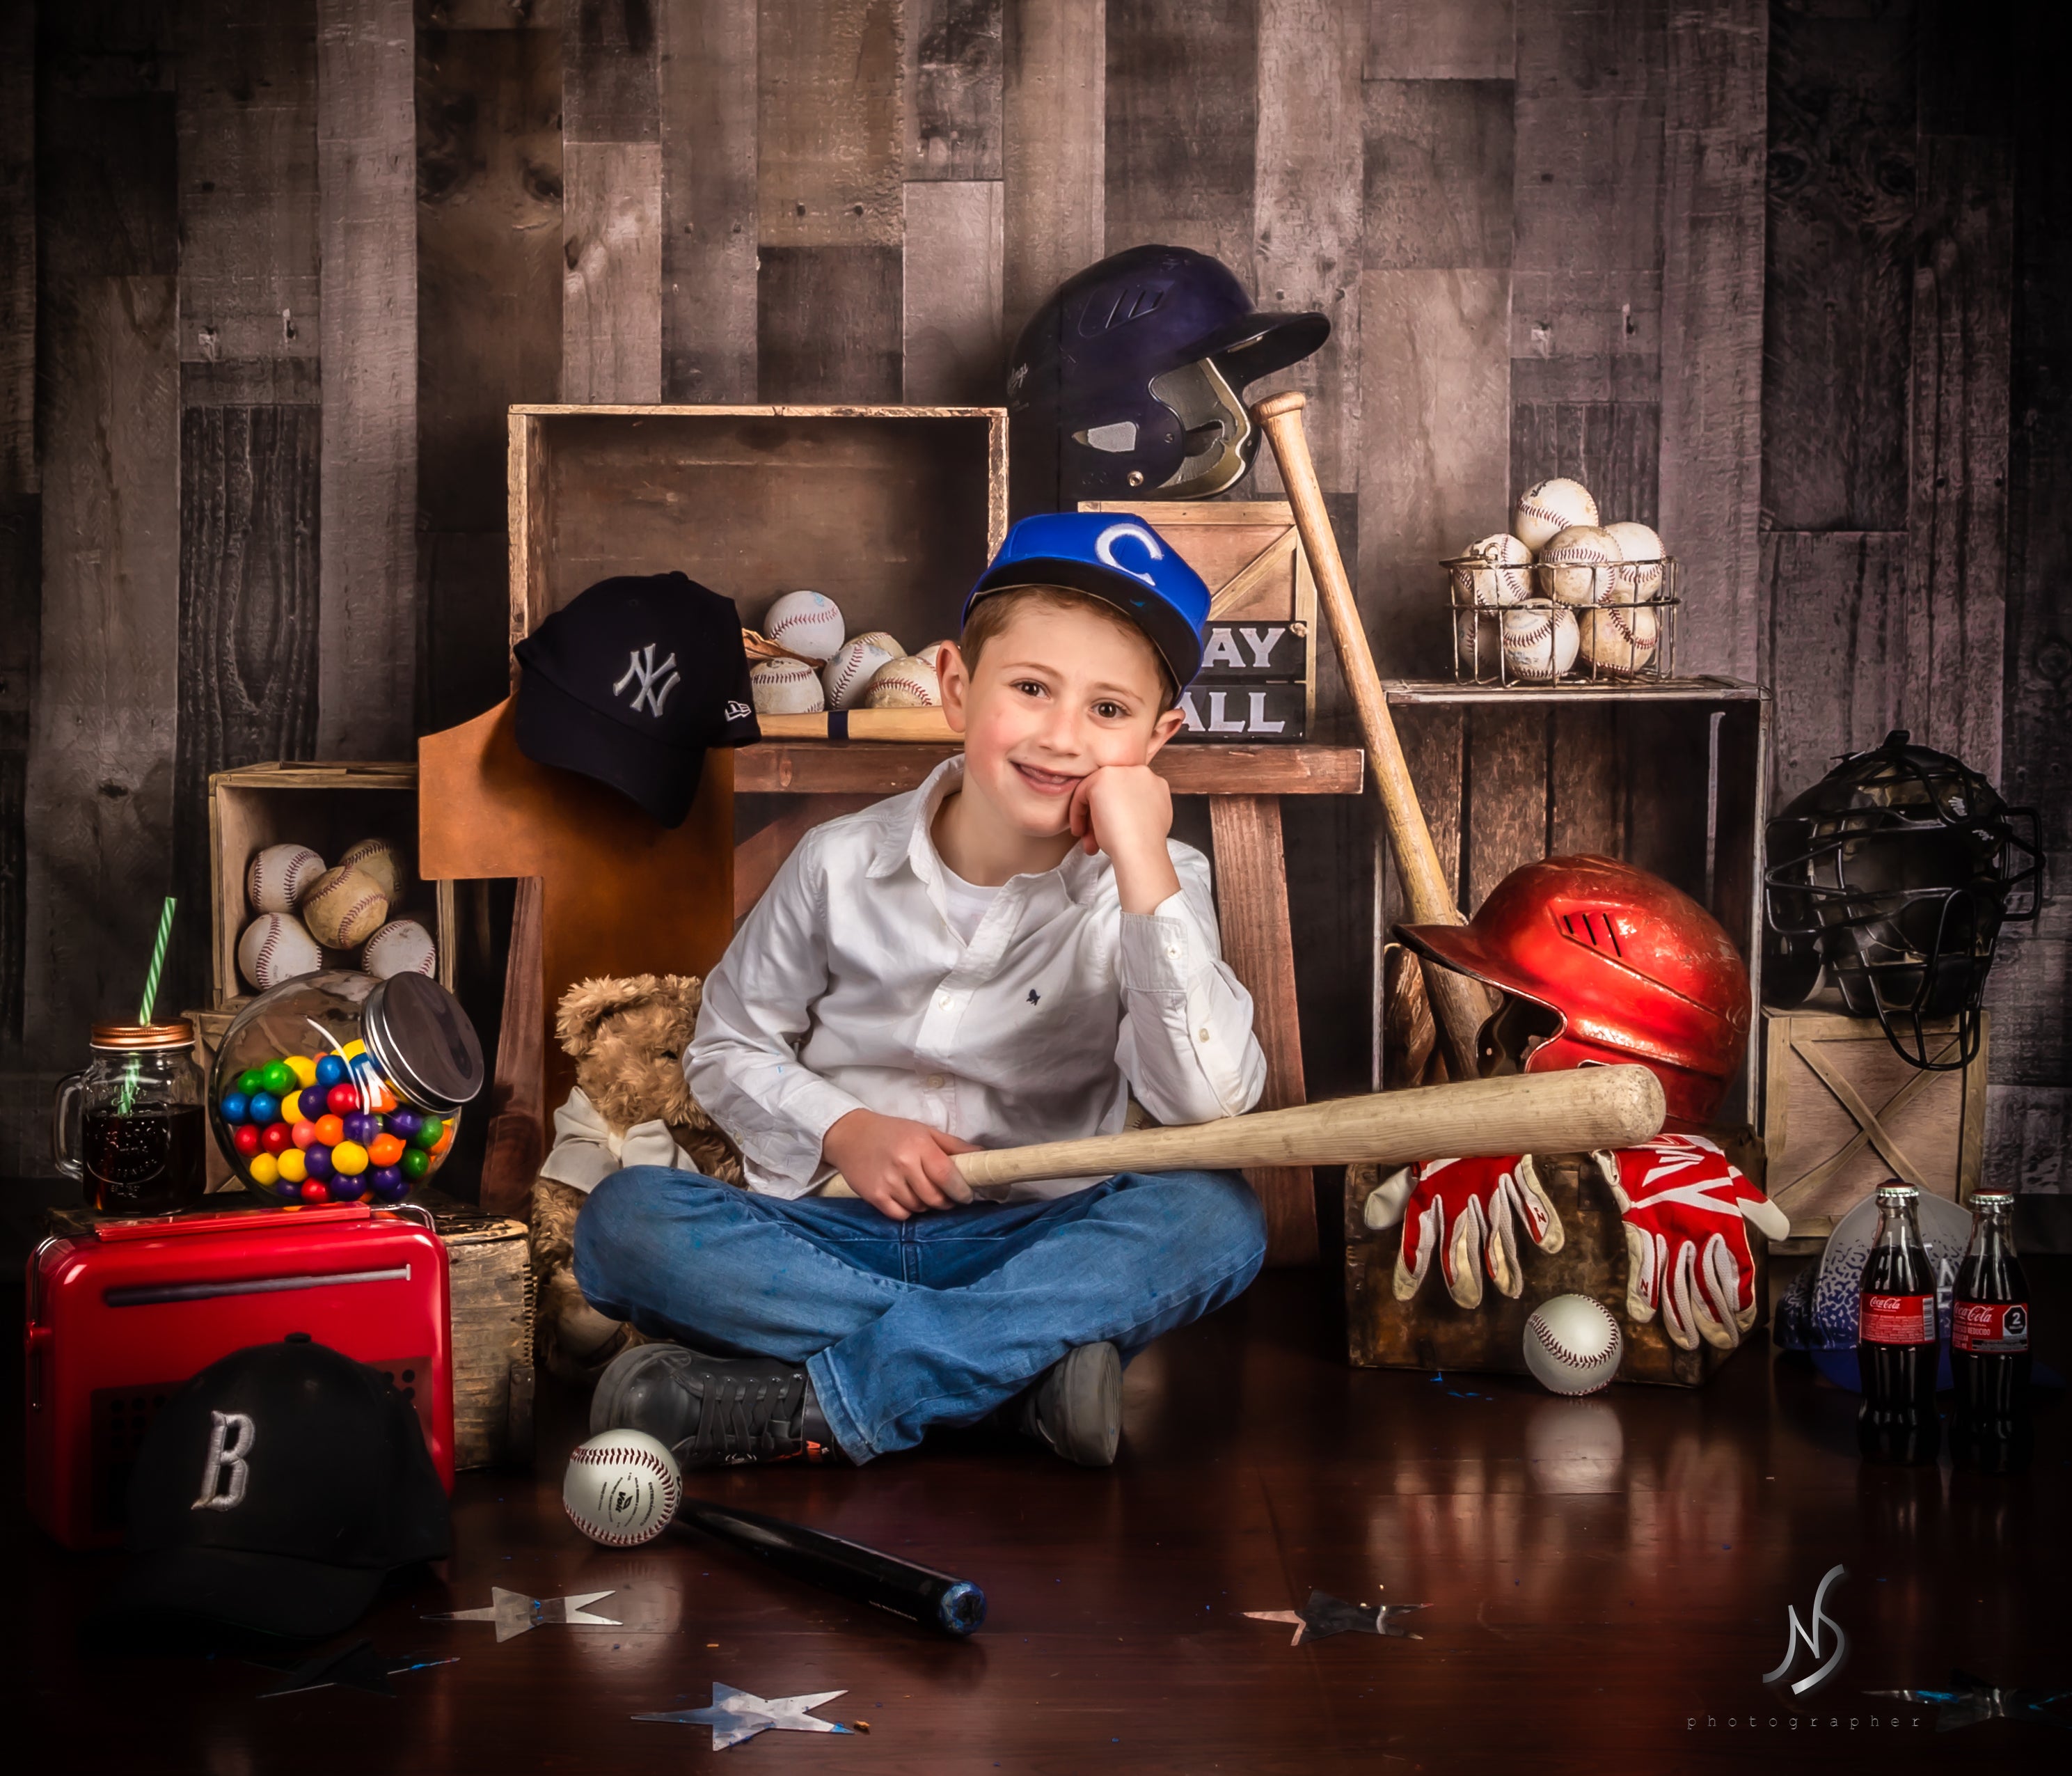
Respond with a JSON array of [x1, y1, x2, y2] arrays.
[[292, 1119, 318, 1149], [369, 1132, 405, 1168], [400, 1147, 431, 1181], [342, 1110, 379, 1145], [300, 1179, 331, 1204], [220, 1092, 250, 1124], [272, 1177, 301, 1201], [386, 1108, 422, 1140], [285, 1054, 317, 1088], [331, 1140, 369, 1176], [315, 1053, 347, 1089], [260, 1121, 294, 1156], [412, 1114, 445, 1150], [325, 1082, 360, 1116], [237, 1067, 267, 1097], [260, 1060, 294, 1095], [305, 1144, 335, 1179], [276, 1148, 308, 1184], [232, 1124, 262, 1157], [431, 1122, 454, 1154], [342, 1038, 367, 1060], [247, 1152, 280, 1187], [278, 1089, 303, 1124], [368, 1168, 408, 1203], [313, 1113, 345, 1147], [248, 1091, 280, 1126], [329, 1172, 367, 1202]]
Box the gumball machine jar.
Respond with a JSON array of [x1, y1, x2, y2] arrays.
[[207, 970, 484, 1205]]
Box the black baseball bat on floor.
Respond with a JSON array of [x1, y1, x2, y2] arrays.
[[672, 1498, 986, 1638]]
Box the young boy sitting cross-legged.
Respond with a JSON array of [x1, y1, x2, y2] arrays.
[[575, 512, 1270, 1468]]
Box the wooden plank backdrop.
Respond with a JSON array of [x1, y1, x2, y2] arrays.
[[2, 0, 2068, 1216]]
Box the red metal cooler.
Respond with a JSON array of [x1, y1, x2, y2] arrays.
[[24, 1202, 453, 1549]]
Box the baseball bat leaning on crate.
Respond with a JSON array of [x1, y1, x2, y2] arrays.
[[1250, 391, 1495, 1085], [830, 1069, 1665, 1200]]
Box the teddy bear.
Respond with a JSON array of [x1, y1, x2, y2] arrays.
[[530, 973, 743, 1384]]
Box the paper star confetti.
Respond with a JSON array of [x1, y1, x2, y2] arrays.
[[252, 1639, 457, 1699], [1244, 1589, 1428, 1646], [1867, 1671, 2072, 1732], [635, 1683, 856, 1751], [425, 1587, 620, 1642]]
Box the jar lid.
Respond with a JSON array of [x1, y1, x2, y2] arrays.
[[363, 974, 484, 1115], [89, 1021, 195, 1050]]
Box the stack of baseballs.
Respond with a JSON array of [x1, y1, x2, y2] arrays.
[[237, 837, 438, 993], [750, 590, 950, 714], [1449, 478, 1668, 684]]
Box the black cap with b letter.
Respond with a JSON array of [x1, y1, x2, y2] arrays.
[[95, 1337, 450, 1640]]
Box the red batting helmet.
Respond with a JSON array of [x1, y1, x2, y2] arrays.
[[1397, 855, 1751, 1126]]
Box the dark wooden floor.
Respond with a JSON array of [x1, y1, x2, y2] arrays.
[[11, 1260, 2069, 1773]]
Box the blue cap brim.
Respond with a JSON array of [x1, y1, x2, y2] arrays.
[[965, 556, 1202, 698]]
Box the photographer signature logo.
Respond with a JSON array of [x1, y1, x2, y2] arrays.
[[1764, 1564, 1849, 1697]]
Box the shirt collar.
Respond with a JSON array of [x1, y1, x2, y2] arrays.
[[867, 754, 1105, 902]]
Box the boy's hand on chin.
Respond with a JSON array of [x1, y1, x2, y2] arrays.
[[1068, 764, 1183, 913], [823, 1108, 982, 1221]]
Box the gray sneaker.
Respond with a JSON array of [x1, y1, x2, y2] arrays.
[[1015, 1342, 1123, 1467], [591, 1342, 846, 1468]]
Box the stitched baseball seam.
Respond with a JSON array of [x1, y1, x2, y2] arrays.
[[871, 667, 935, 699], [313, 887, 383, 943], [256, 920, 281, 982], [1533, 1305, 1616, 1376], [367, 922, 435, 973], [566, 1447, 680, 1546], [828, 650, 883, 700]]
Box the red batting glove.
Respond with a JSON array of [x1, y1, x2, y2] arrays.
[[1592, 1134, 1789, 1351], [1363, 1154, 1565, 1309]]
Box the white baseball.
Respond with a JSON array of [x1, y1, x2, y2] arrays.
[[851, 629, 903, 658], [1451, 533, 1534, 608], [1537, 525, 1625, 606], [750, 657, 825, 714], [762, 590, 846, 661], [563, 1429, 682, 1548], [1604, 521, 1666, 603], [823, 634, 899, 710], [301, 865, 390, 950], [1512, 478, 1599, 552], [1576, 600, 1659, 675], [1501, 604, 1579, 682], [1524, 1294, 1624, 1396], [246, 843, 326, 914], [1454, 608, 1503, 680], [237, 913, 324, 991], [361, 918, 437, 980], [336, 836, 407, 904], [864, 654, 943, 708]]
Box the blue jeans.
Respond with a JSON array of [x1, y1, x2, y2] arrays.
[[572, 1167, 1268, 1462]]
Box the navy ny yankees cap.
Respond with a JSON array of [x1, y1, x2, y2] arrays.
[[96, 1337, 450, 1640], [965, 512, 1212, 696], [514, 571, 760, 828]]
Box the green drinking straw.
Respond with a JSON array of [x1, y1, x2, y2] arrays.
[[118, 897, 177, 1116]]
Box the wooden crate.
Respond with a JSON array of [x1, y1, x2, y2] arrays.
[[1377, 679, 1768, 1123], [508, 404, 1008, 662], [209, 762, 457, 1009], [1344, 1141, 1767, 1388], [42, 1189, 535, 1469], [1760, 999, 1986, 1244], [1080, 501, 1318, 741]]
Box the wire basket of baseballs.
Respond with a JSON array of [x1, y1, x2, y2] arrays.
[[743, 590, 951, 715], [237, 836, 438, 998], [1444, 479, 1677, 686]]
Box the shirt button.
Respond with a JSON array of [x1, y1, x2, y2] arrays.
[[937, 994, 951, 1009], [1167, 945, 1182, 959], [924, 1074, 945, 1090], [1198, 1028, 1211, 1042]]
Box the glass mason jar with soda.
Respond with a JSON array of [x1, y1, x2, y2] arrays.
[[52, 1022, 210, 1216]]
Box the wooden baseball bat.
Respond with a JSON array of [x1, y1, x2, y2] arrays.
[[1249, 390, 1494, 1084], [944, 1067, 1663, 1193]]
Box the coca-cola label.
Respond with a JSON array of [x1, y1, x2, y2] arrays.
[[1952, 1300, 2030, 1354], [1860, 1291, 1936, 1344]]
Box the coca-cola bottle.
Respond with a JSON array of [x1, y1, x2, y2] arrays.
[[1950, 1190, 2032, 1475], [1857, 1182, 1940, 1465]]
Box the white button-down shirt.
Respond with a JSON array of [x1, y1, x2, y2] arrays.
[[689, 756, 1268, 1200]]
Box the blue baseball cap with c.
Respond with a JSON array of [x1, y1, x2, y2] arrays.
[[963, 512, 1210, 699]]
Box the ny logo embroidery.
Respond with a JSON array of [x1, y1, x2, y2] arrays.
[[614, 644, 681, 718], [192, 1409, 257, 1511]]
